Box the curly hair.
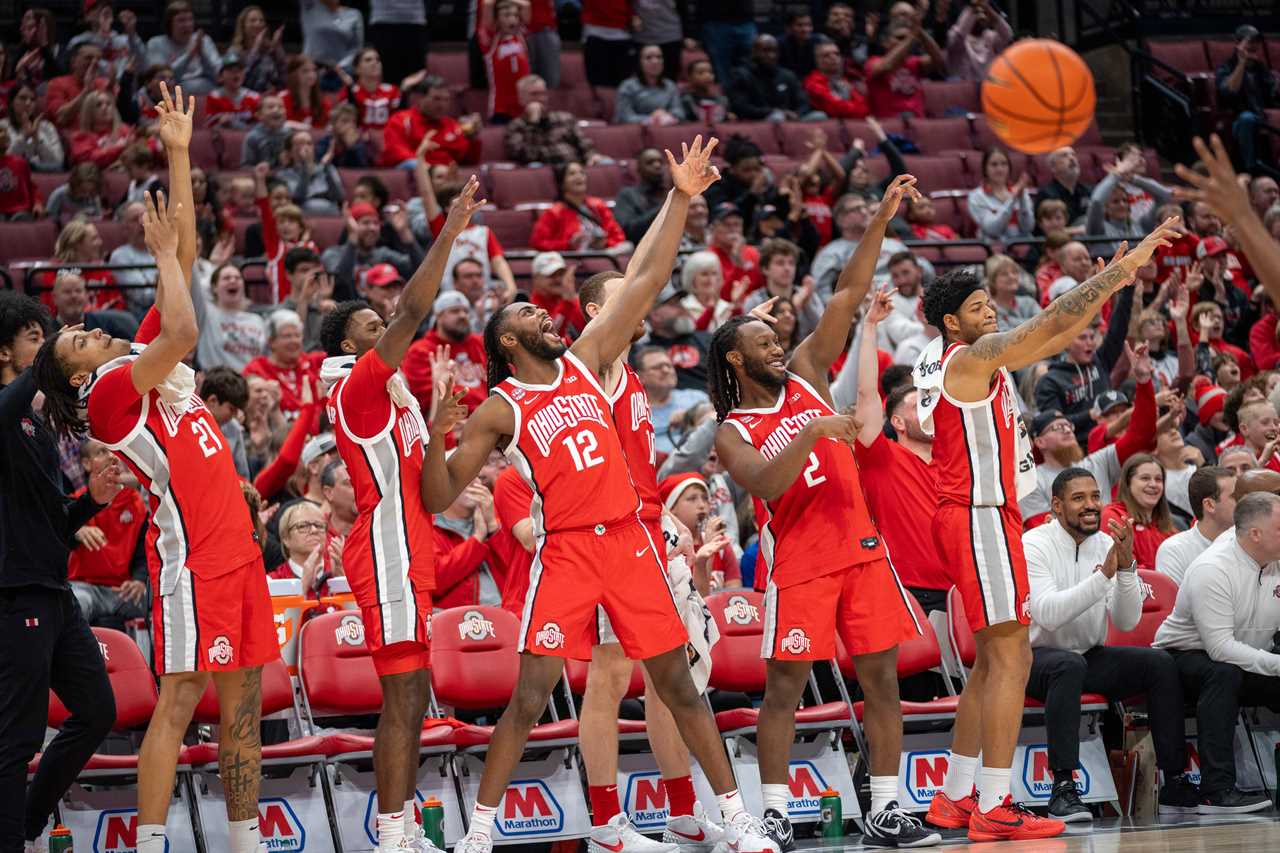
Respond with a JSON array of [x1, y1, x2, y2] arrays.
[[31, 330, 86, 439], [707, 316, 756, 422], [319, 299, 369, 357], [922, 267, 983, 336], [0, 291, 51, 352], [723, 134, 763, 167]]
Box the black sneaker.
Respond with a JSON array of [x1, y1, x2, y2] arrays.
[[1198, 788, 1272, 814], [1046, 780, 1092, 823], [1158, 774, 1201, 815], [760, 808, 794, 853], [862, 801, 942, 848]]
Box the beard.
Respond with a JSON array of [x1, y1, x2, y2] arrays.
[[1047, 443, 1084, 466], [517, 326, 567, 361], [1063, 512, 1100, 538], [742, 353, 785, 393]]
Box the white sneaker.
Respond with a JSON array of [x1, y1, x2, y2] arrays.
[[588, 813, 679, 853], [663, 802, 727, 853], [23, 840, 47, 853], [455, 832, 494, 853], [405, 827, 446, 853], [722, 812, 780, 853]]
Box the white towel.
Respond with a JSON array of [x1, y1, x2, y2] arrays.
[[319, 355, 419, 412], [78, 343, 197, 413]]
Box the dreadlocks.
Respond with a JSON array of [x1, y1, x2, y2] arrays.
[[483, 306, 513, 390], [31, 331, 87, 439], [707, 316, 755, 422]]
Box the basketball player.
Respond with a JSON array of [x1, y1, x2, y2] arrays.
[[574, 273, 724, 853], [33, 85, 276, 853], [317, 176, 485, 853], [711, 176, 939, 850], [423, 137, 774, 853], [916, 216, 1179, 841]]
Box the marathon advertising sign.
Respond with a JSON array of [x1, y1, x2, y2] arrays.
[[495, 780, 565, 837]]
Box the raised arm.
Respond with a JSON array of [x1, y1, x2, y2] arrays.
[[570, 136, 720, 372], [374, 175, 484, 370], [946, 217, 1180, 395], [789, 174, 917, 383], [154, 82, 196, 285], [129, 192, 198, 395], [855, 287, 895, 446]]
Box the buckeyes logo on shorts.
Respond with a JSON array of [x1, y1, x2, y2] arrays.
[[459, 609, 497, 641], [207, 635, 234, 665], [535, 621, 565, 649], [723, 594, 759, 625], [335, 614, 366, 647], [781, 628, 811, 655]]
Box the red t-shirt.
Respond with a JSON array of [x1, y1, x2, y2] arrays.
[[912, 222, 958, 241], [1100, 502, 1173, 571], [402, 330, 489, 414], [243, 355, 321, 413], [711, 244, 762, 300], [205, 87, 261, 127], [344, 82, 401, 129], [865, 55, 927, 118], [529, 288, 588, 343], [67, 486, 147, 587], [279, 89, 329, 128], [0, 155, 38, 215], [478, 27, 530, 118], [804, 190, 835, 244], [1154, 232, 1199, 282]]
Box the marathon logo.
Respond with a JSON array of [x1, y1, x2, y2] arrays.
[[758, 409, 825, 460], [458, 610, 497, 641], [904, 750, 950, 806], [93, 809, 169, 852], [1183, 740, 1201, 786], [722, 594, 759, 625], [621, 771, 670, 830], [785, 761, 831, 817], [1021, 747, 1090, 798], [496, 781, 565, 837], [257, 799, 306, 851], [525, 394, 609, 457]]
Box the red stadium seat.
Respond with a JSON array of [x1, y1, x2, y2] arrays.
[[215, 128, 248, 169], [929, 191, 976, 239], [477, 125, 510, 163], [189, 128, 219, 170], [93, 220, 127, 255], [779, 120, 847, 157], [338, 168, 412, 202], [1077, 118, 1106, 147], [459, 88, 489, 116], [480, 208, 535, 250], [1147, 40, 1210, 75], [30, 172, 67, 204], [103, 170, 130, 207], [546, 86, 601, 119], [1107, 570, 1178, 648], [593, 87, 618, 122], [922, 80, 981, 117], [844, 117, 908, 151], [431, 606, 579, 749], [907, 116, 973, 155], [900, 154, 970, 194], [426, 51, 471, 87], [488, 165, 557, 208], [0, 220, 57, 264], [644, 122, 712, 156], [560, 52, 587, 89], [562, 657, 648, 736], [583, 124, 647, 160], [585, 162, 627, 199], [307, 216, 345, 250], [712, 121, 783, 155]]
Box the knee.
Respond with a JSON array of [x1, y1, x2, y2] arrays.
[[1205, 660, 1244, 692], [1048, 653, 1088, 686], [508, 683, 550, 727], [1236, 110, 1261, 129], [854, 653, 901, 701]]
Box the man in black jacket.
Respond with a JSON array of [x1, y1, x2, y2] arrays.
[[727, 35, 815, 122], [0, 292, 119, 851]]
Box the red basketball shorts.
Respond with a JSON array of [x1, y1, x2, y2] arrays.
[[345, 550, 433, 677], [153, 556, 277, 675], [933, 502, 1031, 633], [762, 558, 922, 660], [520, 518, 687, 661]]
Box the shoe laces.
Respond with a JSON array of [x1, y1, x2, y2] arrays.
[[1008, 799, 1050, 819], [733, 813, 771, 838], [874, 805, 924, 829]]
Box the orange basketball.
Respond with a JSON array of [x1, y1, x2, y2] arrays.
[[981, 39, 1097, 154]]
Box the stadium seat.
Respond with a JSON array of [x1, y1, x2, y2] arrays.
[[546, 86, 600, 119], [488, 165, 557, 208], [1106, 570, 1177, 648], [481, 208, 535, 250], [583, 124, 647, 160], [704, 589, 852, 736], [593, 87, 618, 123], [713, 121, 783, 155], [559, 52, 587, 89], [307, 216, 345, 248], [477, 125, 510, 163], [103, 170, 130, 207], [31, 172, 67, 204], [922, 80, 981, 117], [779, 120, 847, 157], [338, 167, 411, 203], [643, 122, 710, 156], [93, 220, 127, 255], [585, 162, 627, 199], [907, 116, 973, 155], [0, 220, 57, 264], [459, 88, 490, 117], [426, 52, 470, 87], [929, 191, 976, 239], [561, 657, 648, 736], [430, 605, 579, 749], [189, 128, 219, 170], [844, 117, 908, 152], [214, 128, 248, 169], [1077, 118, 1106, 147], [1147, 40, 1210, 75], [900, 154, 970, 193]]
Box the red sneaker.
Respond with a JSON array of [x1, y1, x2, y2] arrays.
[[925, 790, 976, 829], [967, 796, 1066, 842]]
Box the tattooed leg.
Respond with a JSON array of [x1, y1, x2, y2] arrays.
[[213, 667, 263, 822], [138, 673, 210, 824]]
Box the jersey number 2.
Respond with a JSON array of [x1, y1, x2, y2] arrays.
[[803, 452, 826, 488], [191, 419, 223, 458], [563, 430, 604, 471]]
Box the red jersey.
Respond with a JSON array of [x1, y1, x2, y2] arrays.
[[346, 82, 401, 129], [722, 373, 885, 589], [326, 350, 437, 595], [492, 351, 641, 534], [84, 352, 260, 596], [927, 342, 1029, 507], [205, 87, 261, 128], [479, 27, 530, 118], [607, 364, 661, 523], [0, 154, 38, 216], [403, 330, 488, 414], [491, 465, 534, 615], [1155, 232, 1199, 282], [243, 355, 321, 414], [854, 433, 948, 590], [379, 108, 479, 167], [67, 486, 146, 587], [865, 55, 926, 118], [279, 89, 329, 128]]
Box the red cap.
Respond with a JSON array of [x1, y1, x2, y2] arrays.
[[659, 473, 708, 510], [1196, 235, 1229, 259], [349, 202, 380, 222], [1193, 376, 1227, 426], [364, 263, 403, 288]]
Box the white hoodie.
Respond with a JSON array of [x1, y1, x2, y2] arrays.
[[1025, 518, 1142, 654], [1153, 532, 1280, 677]]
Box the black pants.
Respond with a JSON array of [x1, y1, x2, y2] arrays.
[[1026, 645, 1186, 779], [584, 37, 636, 87], [0, 587, 114, 849], [369, 22, 429, 89], [1170, 649, 1280, 796]]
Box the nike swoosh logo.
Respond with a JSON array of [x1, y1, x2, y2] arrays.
[[979, 817, 1024, 828], [635, 547, 648, 557], [596, 840, 625, 852], [669, 828, 706, 841]]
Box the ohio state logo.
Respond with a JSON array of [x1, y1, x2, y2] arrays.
[[723, 594, 759, 625], [534, 622, 564, 649], [335, 614, 365, 647], [207, 635, 234, 665], [780, 628, 811, 655], [1020, 594, 1032, 620], [459, 609, 496, 641]]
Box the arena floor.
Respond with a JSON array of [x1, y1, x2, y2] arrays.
[[794, 812, 1280, 851]]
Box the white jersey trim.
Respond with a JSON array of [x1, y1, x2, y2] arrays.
[[333, 373, 399, 447], [490, 388, 523, 458]]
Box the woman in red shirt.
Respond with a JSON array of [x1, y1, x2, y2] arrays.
[[281, 55, 329, 129], [68, 90, 135, 169], [530, 160, 631, 252], [39, 218, 122, 312], [1100, 453, 1177, 571], [268, 499, 339, 600], [338, 46, 400, 130]]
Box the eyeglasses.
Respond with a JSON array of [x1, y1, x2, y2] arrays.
[[288, 521, 326, 534], [1044, 422, 1073, 434]]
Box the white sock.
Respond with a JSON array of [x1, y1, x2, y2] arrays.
[[942, 752, 979, 801], [977, 765, 1012, 814], [404, 800, 420, 838], [136, 825, 166, 853], [229, 818, 261, 853], [870, 776, 897, 814], [717, 789, 746, 822], [761, 784, 789, 816], [469, 802, 498, 838], [377, 811, 406, 848]]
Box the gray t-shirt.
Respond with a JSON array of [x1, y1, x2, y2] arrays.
[[300, 0, 365, 69], [370, 0, 426, 25], [633, 0, 683, 43]]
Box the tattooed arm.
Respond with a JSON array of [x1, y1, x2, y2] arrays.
[[944, 217, 1180, 402]]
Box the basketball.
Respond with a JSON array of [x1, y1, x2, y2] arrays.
[[981, 39, 1097, 154]]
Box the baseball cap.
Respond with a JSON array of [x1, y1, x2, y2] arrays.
[[1235, 25, 1261, 42], [659, 473, 709, 510], [433, 290, 472, 317], [349, 202, 380, 222], [1196, 235, 1229, 259], [301, 433, 337, 467], [757, 203, 782, 221], [221, 50, 244, 71], [364, 263, 403, 288], [532, 251, 567, 277], [1030, 409, 1068, 438], [710, 202, 743, 223], [1091, 390, 1129, 418]]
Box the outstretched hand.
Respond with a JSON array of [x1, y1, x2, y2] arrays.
[[441, 174, 486, 237], [1117, 216, 1181, 276], [430, 377, 468, 438], [1174, 135, 1255, 227], [864, 286, 897, 325], [876, 174, 920, 223], [154, 81, 195, 150], [142, 190, 182, 256], [666, 135, 721, 198]]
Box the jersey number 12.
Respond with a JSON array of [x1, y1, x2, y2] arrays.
[[563, 430, 604, 471]]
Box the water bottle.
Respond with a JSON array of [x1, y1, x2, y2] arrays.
[[421, 797, 446, 848], [818, 789, 843, 839], [47, 825, 73, 853]]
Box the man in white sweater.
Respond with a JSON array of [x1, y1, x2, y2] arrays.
[[1024, 468, 1199, 822], [1152, 490, 1280, 813], [1155, 466, 1236, 584]]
